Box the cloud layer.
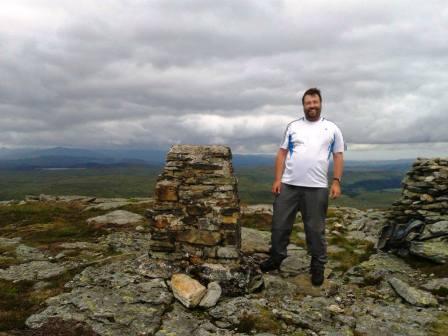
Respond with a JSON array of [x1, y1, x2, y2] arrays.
[[1, 0, 447, 158]]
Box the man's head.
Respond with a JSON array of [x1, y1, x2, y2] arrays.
[[301, 88, 322, 121]]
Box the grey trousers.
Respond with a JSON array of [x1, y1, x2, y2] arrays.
[[270, 183, 329, 269]]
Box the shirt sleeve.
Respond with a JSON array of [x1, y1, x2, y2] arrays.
[[279, 125, 290, 149], [332, 125, 345, 153]]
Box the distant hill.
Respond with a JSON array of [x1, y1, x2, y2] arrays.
[[0, 146, 414, 170], [0, 147, 415, 208]]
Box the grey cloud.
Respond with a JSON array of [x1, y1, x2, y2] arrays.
[[1, 0, 447, 156]]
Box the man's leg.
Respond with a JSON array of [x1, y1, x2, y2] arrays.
[[262, 183, 300, 269], [300, 187, 329, 284]]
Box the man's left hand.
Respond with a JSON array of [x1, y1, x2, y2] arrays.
[[330, 181, 341, 199]]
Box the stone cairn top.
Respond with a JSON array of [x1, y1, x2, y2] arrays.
[[147, 144, 241, 266], [380, 158, 448, 263]]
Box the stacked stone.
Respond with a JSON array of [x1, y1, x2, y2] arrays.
[[388, 158, 448, 224], [147, 145, 241, 265]]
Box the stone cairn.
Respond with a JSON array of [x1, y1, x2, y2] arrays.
[[144, 145, 261, 296], [147, 144, 241, 265], [379, 158, 448, 263]]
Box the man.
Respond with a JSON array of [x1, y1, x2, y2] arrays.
[[260, 88, 344, 286]]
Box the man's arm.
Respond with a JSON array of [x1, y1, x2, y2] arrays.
[[272, 148, 288, 194], [330, 152, 344, 199]]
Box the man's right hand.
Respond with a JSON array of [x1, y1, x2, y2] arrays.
[[272, 180, 282, 194]]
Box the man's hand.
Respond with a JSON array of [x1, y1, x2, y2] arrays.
[[329, 180, 341, 199], [272, 180, 282, 194]]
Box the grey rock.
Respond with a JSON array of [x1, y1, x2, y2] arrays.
[[199, 281, 222, 308], [27, 259, 173, 336], [216, 246, 239, 259], [0, 237, 22, 249], [58, 241, 106, 251], [354, 302, 438, 336], [155, 302, 202, 335], [241, 227, 271, 254], [279, 248, 311, 275], [15, 244, 48, 262], [84, 201, 130, 211], [388, 277, 438, 307], [137, 255, 182, 279], [99, 231, 152, 254], [86, 210, 145, 226], [0, 261, 74, 281], [208, 297, 264, 327], [347, 252, 416, 282], [409, 240, 448, 264], [421, 277, 448, 295], [262, 274, 298, 298], [33, 281, 52, 290]]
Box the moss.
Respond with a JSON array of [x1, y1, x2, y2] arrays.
[[237, 307, 282, 334], [120, 202, 151, 215], [0, 280, 35, 330], [289, 331, 307, 336], [0, 256, 19, 269], [0, 202, 109, 246], [327, 235, 375, 272], [429, 312, 448, 335], [0, 265, 85, 332], [401, 254, 448, 278]]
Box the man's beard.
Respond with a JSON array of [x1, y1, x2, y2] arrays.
[[304, 107, 321, 121]]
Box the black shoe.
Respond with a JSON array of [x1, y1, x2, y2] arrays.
[[311, 267, 324, 286], [260, 258, 282, 272]]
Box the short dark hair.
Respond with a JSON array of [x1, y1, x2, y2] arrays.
[[301, 88, 322, 105]]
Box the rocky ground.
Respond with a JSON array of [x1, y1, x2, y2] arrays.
[[0, 196, 447, 335]]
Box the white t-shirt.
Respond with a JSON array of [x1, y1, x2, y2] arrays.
[[279, 117, 345, 188]]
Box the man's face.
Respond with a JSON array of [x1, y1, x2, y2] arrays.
[[303, 94, 321, 121]]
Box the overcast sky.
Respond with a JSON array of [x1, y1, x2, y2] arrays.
[[1, 0, 447, 159]]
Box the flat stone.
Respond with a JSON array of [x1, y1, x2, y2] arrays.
[[171, 273, 207, 308], [86, 210, 145, 226], [176, 229, 221, 246], [216, 246, 239, 259], [0, 261, 73, 281], [388, 277, 438, 307], [155, 180, 179, 202], [428, 220, 448, 233], [348, 252, 416, 281]]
